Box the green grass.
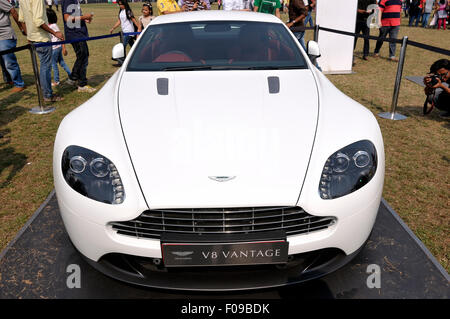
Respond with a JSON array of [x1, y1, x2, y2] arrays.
[[0, 4, 448, 272]]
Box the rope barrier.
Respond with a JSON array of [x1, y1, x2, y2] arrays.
[[318, 26, 403, 44], [317, 26, 450, 56], [32, 32, 122, 48], [0, 44, 31, 57], [1, 27, 447, 57], [406, 40, 450, 56]]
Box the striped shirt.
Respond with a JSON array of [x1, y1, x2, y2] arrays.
[[378, 0, 402, 26], [183, 0, 207, 11]]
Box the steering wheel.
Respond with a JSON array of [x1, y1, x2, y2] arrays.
[[153, 50, 193, 63]]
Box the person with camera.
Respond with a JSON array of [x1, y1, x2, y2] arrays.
[[423, 59, 450, 118]]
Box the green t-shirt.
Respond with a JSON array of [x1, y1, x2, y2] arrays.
[[254, 0, 281, 15]]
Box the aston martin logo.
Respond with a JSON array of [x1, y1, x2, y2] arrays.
[[171, 251, 194, 257], [208, 176, 236, 182]]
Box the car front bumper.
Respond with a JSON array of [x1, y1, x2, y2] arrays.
[[57, 191, 380, 290], [80, 242, 367, 291]]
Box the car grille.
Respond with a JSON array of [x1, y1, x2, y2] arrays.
[[110, 207, 336, 240]]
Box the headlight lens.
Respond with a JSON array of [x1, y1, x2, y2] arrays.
[[319, 140, 377, 200], [62, 146, 125, 204]]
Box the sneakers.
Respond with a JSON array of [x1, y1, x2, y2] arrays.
[[373, 53, 380, 58], [52, 81, 60, 87], [11, 86, 25, 93], [44, 94, 64, 102], [389, 56, 399, 62], [65, 78, 77, 86], [77, 85, 97, 93]]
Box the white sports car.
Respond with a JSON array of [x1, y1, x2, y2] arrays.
[[53, 11, 384, 291]]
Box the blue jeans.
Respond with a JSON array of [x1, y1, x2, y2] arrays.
[[35, 44, 53, 98], [409, 14, 420, 26], [422, 13, 431, 27], [0, 38, 24, 88], [0, 55, 12, 83], [374, 25, 400, 58], [52, 46, 71, 83], [117, 34, 135, 64], [293, 31, 306, 51], [304, 10, 314, 27]]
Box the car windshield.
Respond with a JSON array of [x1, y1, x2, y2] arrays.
[[126, 21, 308, 71]]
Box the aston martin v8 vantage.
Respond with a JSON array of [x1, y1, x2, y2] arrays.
[[53, 11, 385, 290]]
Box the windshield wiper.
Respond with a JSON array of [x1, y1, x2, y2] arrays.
[[162, 66, 214, 71], [161, 65, 307, 71], [245, 66, 307, 70], [162, 65, 253, 71]]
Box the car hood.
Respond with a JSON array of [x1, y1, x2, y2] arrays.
[[118, 70, 319, 208]]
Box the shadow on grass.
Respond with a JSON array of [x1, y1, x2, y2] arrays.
[[0, 147, 27, 189], [0, 86, 33, 188], [398, 105, 450, 126], [0, 91, 32, 128], [0, 134, 27, 189], [53, 73, 112, 96]]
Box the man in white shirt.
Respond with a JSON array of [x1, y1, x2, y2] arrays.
[[222, 0, 244, 10]]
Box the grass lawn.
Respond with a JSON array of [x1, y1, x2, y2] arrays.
[[0, 3, 448, 272]]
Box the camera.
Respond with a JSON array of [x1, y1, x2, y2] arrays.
[[428, 74, 442, 86]]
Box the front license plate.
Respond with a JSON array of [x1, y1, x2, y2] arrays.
[[161, 241, 289, 267]]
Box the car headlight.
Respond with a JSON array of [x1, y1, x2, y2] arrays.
[[319, 140, 377, 200], [61, 145, 125, 204]]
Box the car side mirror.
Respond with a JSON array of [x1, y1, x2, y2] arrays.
[[112, 43, 125, 60], [307, 40, 321, 59]]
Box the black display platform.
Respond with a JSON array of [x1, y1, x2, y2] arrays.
[[0, 192, 448, 299]]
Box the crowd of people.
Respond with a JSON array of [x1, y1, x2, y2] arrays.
[[403, 0, 449, 29], [0, 0, 448, 123]]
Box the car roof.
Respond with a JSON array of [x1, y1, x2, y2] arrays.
[[150, 11, 284, 26]]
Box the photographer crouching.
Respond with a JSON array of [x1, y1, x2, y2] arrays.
[[423, 59, 450, 118]]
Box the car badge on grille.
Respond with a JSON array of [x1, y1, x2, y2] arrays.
[[208, 176, 236, 182], [171, 251, 194, 257]]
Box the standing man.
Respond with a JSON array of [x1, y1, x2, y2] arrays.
[[354, 0, 376, 61], [0, 0, 25, 92], [157, 0, 182, 14], [286, 0, 307, 50], [373, 0, 402, 62], [421, 0, 435, 27], [253, 0, 281, 18], [61, 0, 96, 92], [19, 0, 64, 102], [303, 0, 315, 27]]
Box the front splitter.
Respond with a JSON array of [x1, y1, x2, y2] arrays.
[[82, 245, 364, 291]]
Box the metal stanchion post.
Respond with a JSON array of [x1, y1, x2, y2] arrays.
[[314, 24, 319, 42], [28, 44, 55, 115], [378, 36, 408, 120]]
